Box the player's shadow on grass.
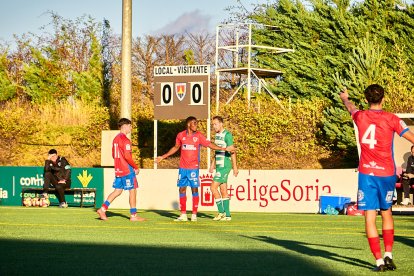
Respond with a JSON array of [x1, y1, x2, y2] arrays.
[[148, 209, 179, 219], [148, 209, 214, 219], [93, 210, 130, 220], [395, 235, 414, 248], [1, 238, 341, 275], [243, 235, 373, 269], [196, 212, 214, 219]]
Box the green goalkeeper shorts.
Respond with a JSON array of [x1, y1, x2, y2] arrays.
[[213, 167, 231, 184]]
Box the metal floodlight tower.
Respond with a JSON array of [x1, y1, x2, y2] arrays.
[[214, 23, 294, 112]]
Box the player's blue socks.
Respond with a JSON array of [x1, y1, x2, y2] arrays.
[[130, 207, 137, 216]]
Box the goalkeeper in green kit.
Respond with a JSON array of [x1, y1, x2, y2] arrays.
[[209, 116, 238, 221]]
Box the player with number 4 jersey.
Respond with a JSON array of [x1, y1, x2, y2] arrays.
[[354, 109, 408, 176], [340, 84, 414, 272]]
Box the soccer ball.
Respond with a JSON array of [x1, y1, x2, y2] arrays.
[[39, 198, 50, 207], [23, 197, 32, 207], [31, 197, 40, 207]]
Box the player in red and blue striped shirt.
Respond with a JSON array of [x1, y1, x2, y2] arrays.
[[340, 84, 414, 272]]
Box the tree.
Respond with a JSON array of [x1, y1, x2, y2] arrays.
[[0, 52, 17, 101], [132, 35, 162, 99], [159, 34, 186, 66], [185, 32, 215, 65], [72, 34, 104, 102], [244, 0, 414, 155], [23, 12, 105, 103], [249, 0, 359, 99], [23, 46, 71, 103]]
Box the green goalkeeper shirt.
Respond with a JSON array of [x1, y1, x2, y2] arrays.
[[214, 129, 234, 169]]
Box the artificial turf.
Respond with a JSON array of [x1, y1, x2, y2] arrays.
[[1, 206, 413, 275]]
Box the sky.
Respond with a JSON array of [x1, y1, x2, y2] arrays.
[[0, 0, 269, 44]]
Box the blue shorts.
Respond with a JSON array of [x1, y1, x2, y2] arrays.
[[177, 168, 199, 188], [113, 173, 138, 190], [357, 173, 396, 210]]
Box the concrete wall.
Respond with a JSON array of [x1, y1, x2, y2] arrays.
[[103, 168, 358, 213]]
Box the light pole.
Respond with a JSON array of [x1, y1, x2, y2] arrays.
[[121, 0, 132, 122]]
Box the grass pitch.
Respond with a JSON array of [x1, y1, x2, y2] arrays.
[[1, 207, 413, 275]]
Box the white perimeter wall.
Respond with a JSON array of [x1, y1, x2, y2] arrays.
[[103, 169, 358, 213]]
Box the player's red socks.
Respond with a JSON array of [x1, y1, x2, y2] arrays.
[[192, 192, 199, 214], [179, 193, 199, 214], [101, 200, 110, 211], [179, 193, 187, 214], [368, 236, 382, 259], [382, 229, 394, 252]]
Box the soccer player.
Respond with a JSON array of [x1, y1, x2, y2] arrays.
[[156, 116, 232, 222], [340, 84, 414, 272], [97, 118, 145, 222], [209, 116, 238, 221]]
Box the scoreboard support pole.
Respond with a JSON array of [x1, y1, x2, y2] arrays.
[[207, 80, 211, 168], [154, 119, 158, 169]]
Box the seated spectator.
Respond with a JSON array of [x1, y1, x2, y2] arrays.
[[401, 145, 414, 205], [42, 149, 71, 208]]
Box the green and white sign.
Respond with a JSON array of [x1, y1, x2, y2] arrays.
[[0, 166, 104, 207]]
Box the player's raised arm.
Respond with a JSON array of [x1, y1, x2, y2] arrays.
[[156, 144, 180, 163], [339, 88, 358, 114]]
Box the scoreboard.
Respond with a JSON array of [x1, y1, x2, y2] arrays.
[[153, 65, 210, 120]]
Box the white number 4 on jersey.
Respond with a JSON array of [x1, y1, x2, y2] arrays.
[[361, 124, 377, 149]]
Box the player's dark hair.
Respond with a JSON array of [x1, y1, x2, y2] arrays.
[[411, 145, 414, 151], [364, 84, 384, 104], [118, 118, 132, 128], [212, 116, 224, 123], [185, 116, 197, 126], [48, 149, 57, 155]]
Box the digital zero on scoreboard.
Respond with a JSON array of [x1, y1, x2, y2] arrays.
[[153, 65, 210, 120]]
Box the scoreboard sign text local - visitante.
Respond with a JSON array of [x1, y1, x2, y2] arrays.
[[154, 65, 210, 120]]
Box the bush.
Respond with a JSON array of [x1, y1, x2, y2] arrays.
[[0, 99, 109, 166], [219, 97, 332, 169], [0, 100, 39, 164], [0, 96, 352, 169]]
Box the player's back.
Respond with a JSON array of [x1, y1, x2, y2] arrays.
[[112, 133, 133, 176], [353, 110, 407, 176]]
